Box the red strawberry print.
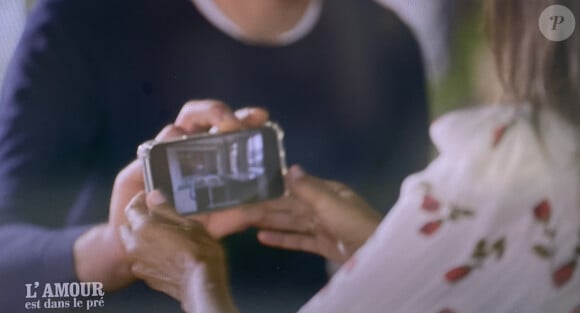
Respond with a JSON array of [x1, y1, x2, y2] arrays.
[[422, 194, 441, 212], [420, 220, 443, 236], [438, 309, 456, 313], [533, 200, 551, 222], [445, 265, 471, 282], [553, 261, 576, 287], [492, 124, 508, 147]]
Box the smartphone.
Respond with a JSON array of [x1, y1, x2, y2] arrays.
[[138, 123, 287, 215]]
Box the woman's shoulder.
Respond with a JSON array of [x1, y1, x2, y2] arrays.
[[429, 105, 512, 154], [430, 103, 580, 168], [396, 103, 580, 221], [383, 105, 580, 311]]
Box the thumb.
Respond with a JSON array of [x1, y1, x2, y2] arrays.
[[235, 107, 270, 128], [146, 190, 191, 227], [285, 165, 339, 212]]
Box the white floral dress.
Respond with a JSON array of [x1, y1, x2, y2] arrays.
[[299, 105, 580, 313]]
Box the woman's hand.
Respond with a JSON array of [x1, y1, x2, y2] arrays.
[[109, 100, 269, 228], [74, 100, 268, 291], [121, 191, 238, 313], [255, 166, 382, 263]]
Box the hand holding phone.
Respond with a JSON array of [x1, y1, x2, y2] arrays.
[[138, 123, 287, 215]]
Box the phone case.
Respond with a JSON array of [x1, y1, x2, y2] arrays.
[[137, 122, 287, 214]]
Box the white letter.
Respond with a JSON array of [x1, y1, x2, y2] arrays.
[[42, 284, 54, 298], [25, 283, 37, 298], [69, 283, 80, 297], [54, 283, 70, 297]]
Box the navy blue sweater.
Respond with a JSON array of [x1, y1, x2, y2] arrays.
[[0, 0, 429, 312]]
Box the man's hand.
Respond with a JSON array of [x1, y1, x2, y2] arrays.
[[73, 100, 268, 291]]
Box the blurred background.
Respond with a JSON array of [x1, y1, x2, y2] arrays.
[[0, 0, 501, 125], [377, 0, 501, 118]]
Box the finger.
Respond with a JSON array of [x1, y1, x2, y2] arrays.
[[119, 225, 137, 254], [131, 263, 174, 283], [254, 211, 316, 234], [142, 276, 181, 301], [146, 190, 186, 223], [192, 207, 253, 239], [131, 263, 182, 299], [146, 190, 205, 231], [324, 180, 380, 219], [110, 160, 145, 225], [258, 196, 310, 214], [287, 166, 364, 208], [234, 107, 269, 128], [112, 124, 185, 225], [323, 180, 359, 199], [115, 160, 144, 189], [125, 192, 151, 230], [250, 191, 320, 233], [211, 118, 245, 133], [257, 230, 318, 255], [175, 100, 242, 134], [155, 124, 187, 141], [323, 180, 350, 194], [285, 165, 341, 210], [191, 199, 304, 239]]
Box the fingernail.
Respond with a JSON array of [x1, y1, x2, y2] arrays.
[[208, 125, 219, 134], [118, 225, 131, 244], [288, 165, 305, 181], [148, 190, 167, 206], [235, 108, 251, 120]]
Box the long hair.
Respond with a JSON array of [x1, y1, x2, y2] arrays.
[[486, 0, 580, 121]]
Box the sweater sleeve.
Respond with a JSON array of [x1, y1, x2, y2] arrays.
[[0, 0, 101, 308]]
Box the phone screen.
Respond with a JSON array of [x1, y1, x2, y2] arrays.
[[145, 127, 285, 215]]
